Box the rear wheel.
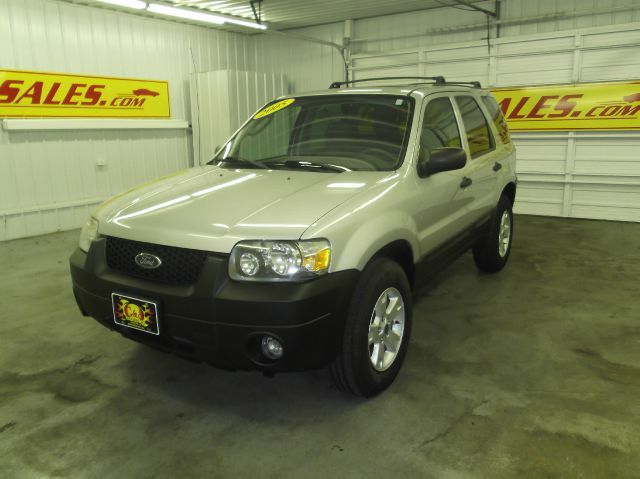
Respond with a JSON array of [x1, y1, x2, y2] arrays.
[[473, 194, 513, 273], [330, 258, 412, 397]]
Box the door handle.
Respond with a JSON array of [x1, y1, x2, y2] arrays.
[[460, 176, 472, 188], [493, 162, 503, 172]]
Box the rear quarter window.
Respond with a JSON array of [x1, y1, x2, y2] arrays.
[[482, 95, 511, 144], [455, 96, 495, 159]]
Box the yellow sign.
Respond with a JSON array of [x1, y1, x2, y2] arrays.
[[254, 98, 295, 119], [0, 69, 170, 118], [492, 81, 640, 131]]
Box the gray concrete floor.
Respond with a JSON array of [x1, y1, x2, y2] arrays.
[[1, 215, 639, 478]]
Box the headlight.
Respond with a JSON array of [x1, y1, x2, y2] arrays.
[[79, 217, 99, 253], [229, 239, 331, 282]]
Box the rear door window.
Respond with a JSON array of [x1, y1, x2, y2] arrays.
[[455, 96, 494, 158]]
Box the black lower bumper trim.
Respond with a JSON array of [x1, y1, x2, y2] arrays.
[[70, 240, 359, 372]]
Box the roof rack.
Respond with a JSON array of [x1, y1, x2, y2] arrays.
[[329, 76, 445, 89], [442, 81, 482, 88]]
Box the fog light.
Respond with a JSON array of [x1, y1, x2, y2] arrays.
[[261, 336, 283, 360]]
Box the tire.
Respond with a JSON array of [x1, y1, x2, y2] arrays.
[[330, 258, 412, 397], [473, 194, 513, 273]]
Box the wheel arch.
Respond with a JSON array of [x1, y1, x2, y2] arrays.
[[502, 182, 517, 205], [368, 240, 416, 289]]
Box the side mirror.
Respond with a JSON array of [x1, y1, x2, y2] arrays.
[[420, 147, 467, 177]]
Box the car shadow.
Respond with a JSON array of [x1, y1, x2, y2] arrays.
[[121, 343, 367, 416]]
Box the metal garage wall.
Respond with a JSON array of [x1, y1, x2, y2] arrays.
[[256, 23, 346, 93], [0, 0, 256, 241], [191, 70, 288, 164]]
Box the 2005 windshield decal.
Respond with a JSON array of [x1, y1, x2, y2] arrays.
[[0, 69, 170, 118], [492, 81, 640, 131], [254, 98, 295, 119]]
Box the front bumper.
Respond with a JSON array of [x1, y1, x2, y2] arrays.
[[70, 238, 359, 372]]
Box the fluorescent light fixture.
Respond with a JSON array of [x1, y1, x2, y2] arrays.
[[96, 0, 146, 9], [147, 3, 225, 25], [223, 16, 267, 30]]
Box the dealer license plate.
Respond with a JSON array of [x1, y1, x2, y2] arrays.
[[111, 293, 160, 335]]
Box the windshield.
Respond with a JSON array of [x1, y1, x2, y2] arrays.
[[210, 94, 414, 172]]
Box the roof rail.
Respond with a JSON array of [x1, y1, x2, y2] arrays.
[[329, 76, 446, 89], [441, 81, 482, 88]]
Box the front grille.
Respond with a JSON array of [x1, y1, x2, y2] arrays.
[[105, 237, 208, 284]]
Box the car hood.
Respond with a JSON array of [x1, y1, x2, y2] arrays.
[[96, 166, 391, 253]]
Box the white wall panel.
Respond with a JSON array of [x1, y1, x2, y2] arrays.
[[191, 70, 288, 164], [0, 0, 256, 241], [500, 0, 640, 37], [256, 23, 346, 93]]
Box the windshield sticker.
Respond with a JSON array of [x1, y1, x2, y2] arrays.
[[254, 98, 295, 119]]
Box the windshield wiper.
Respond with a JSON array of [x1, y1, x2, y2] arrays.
[[265, 159, 345, 173], [212, 157, 267, 169]]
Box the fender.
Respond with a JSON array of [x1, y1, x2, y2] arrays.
[[301, 179, 420, 272]]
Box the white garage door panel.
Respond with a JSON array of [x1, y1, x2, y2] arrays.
[[574, 140, 640, 176], [496, 66, 573, 86], [514, 182, 564, 216], [581, 47, 640, 69], [572, 185, 640, 222], [425, 61, 489, 83], [496, 36, 574, 55], [514, 140, 567, 174], [582, 29, 640, 48], [350, 22, 640, 221], [581, 64, 640, 82], [427, 45, 487, 62], [353, 65, 419, 78], [498, 52, 574, 75], [353, 52, 419, 70], [571, 205, 640, 222]]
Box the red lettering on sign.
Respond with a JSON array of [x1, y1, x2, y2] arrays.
[[586, 106, 602, 117], [15, 81, 44, 104], [43, 82, 64, 105], [548, 94, 583, 118], [601, 105, 620, 116], [619, 104, 640, 116], [527, 96, 558, 119], [0, 80, 24, 103], [61, 83, 86, 105], [508, 97, 529, 119], [81, 84, 105, 106], [497, 97, 510, 116]]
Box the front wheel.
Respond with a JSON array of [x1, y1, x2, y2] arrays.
[[473, 194, 513, 273], [330, 259, 412, 397]]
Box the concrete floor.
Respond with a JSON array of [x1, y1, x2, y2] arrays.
[[1, 215, 639, 478]]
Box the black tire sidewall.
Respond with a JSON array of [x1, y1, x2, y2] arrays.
[[346, 259, 412, 397], [493, 196, 514, 266], [474, 195, 513, 272]]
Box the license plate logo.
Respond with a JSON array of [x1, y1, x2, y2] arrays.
[[112, 293, 160, 335]]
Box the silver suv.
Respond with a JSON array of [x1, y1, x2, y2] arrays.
[[70, 76, 516, 397]]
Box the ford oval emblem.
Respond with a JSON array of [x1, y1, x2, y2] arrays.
[[135, 252, 162, 270]]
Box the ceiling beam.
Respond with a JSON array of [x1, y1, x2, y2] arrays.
[[451, 0, 497, 17]]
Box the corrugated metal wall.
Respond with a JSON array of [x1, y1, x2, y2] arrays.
[[191, 69, 288, 163], [256, 23, 346, 92], [0, 0, 257, 241]]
